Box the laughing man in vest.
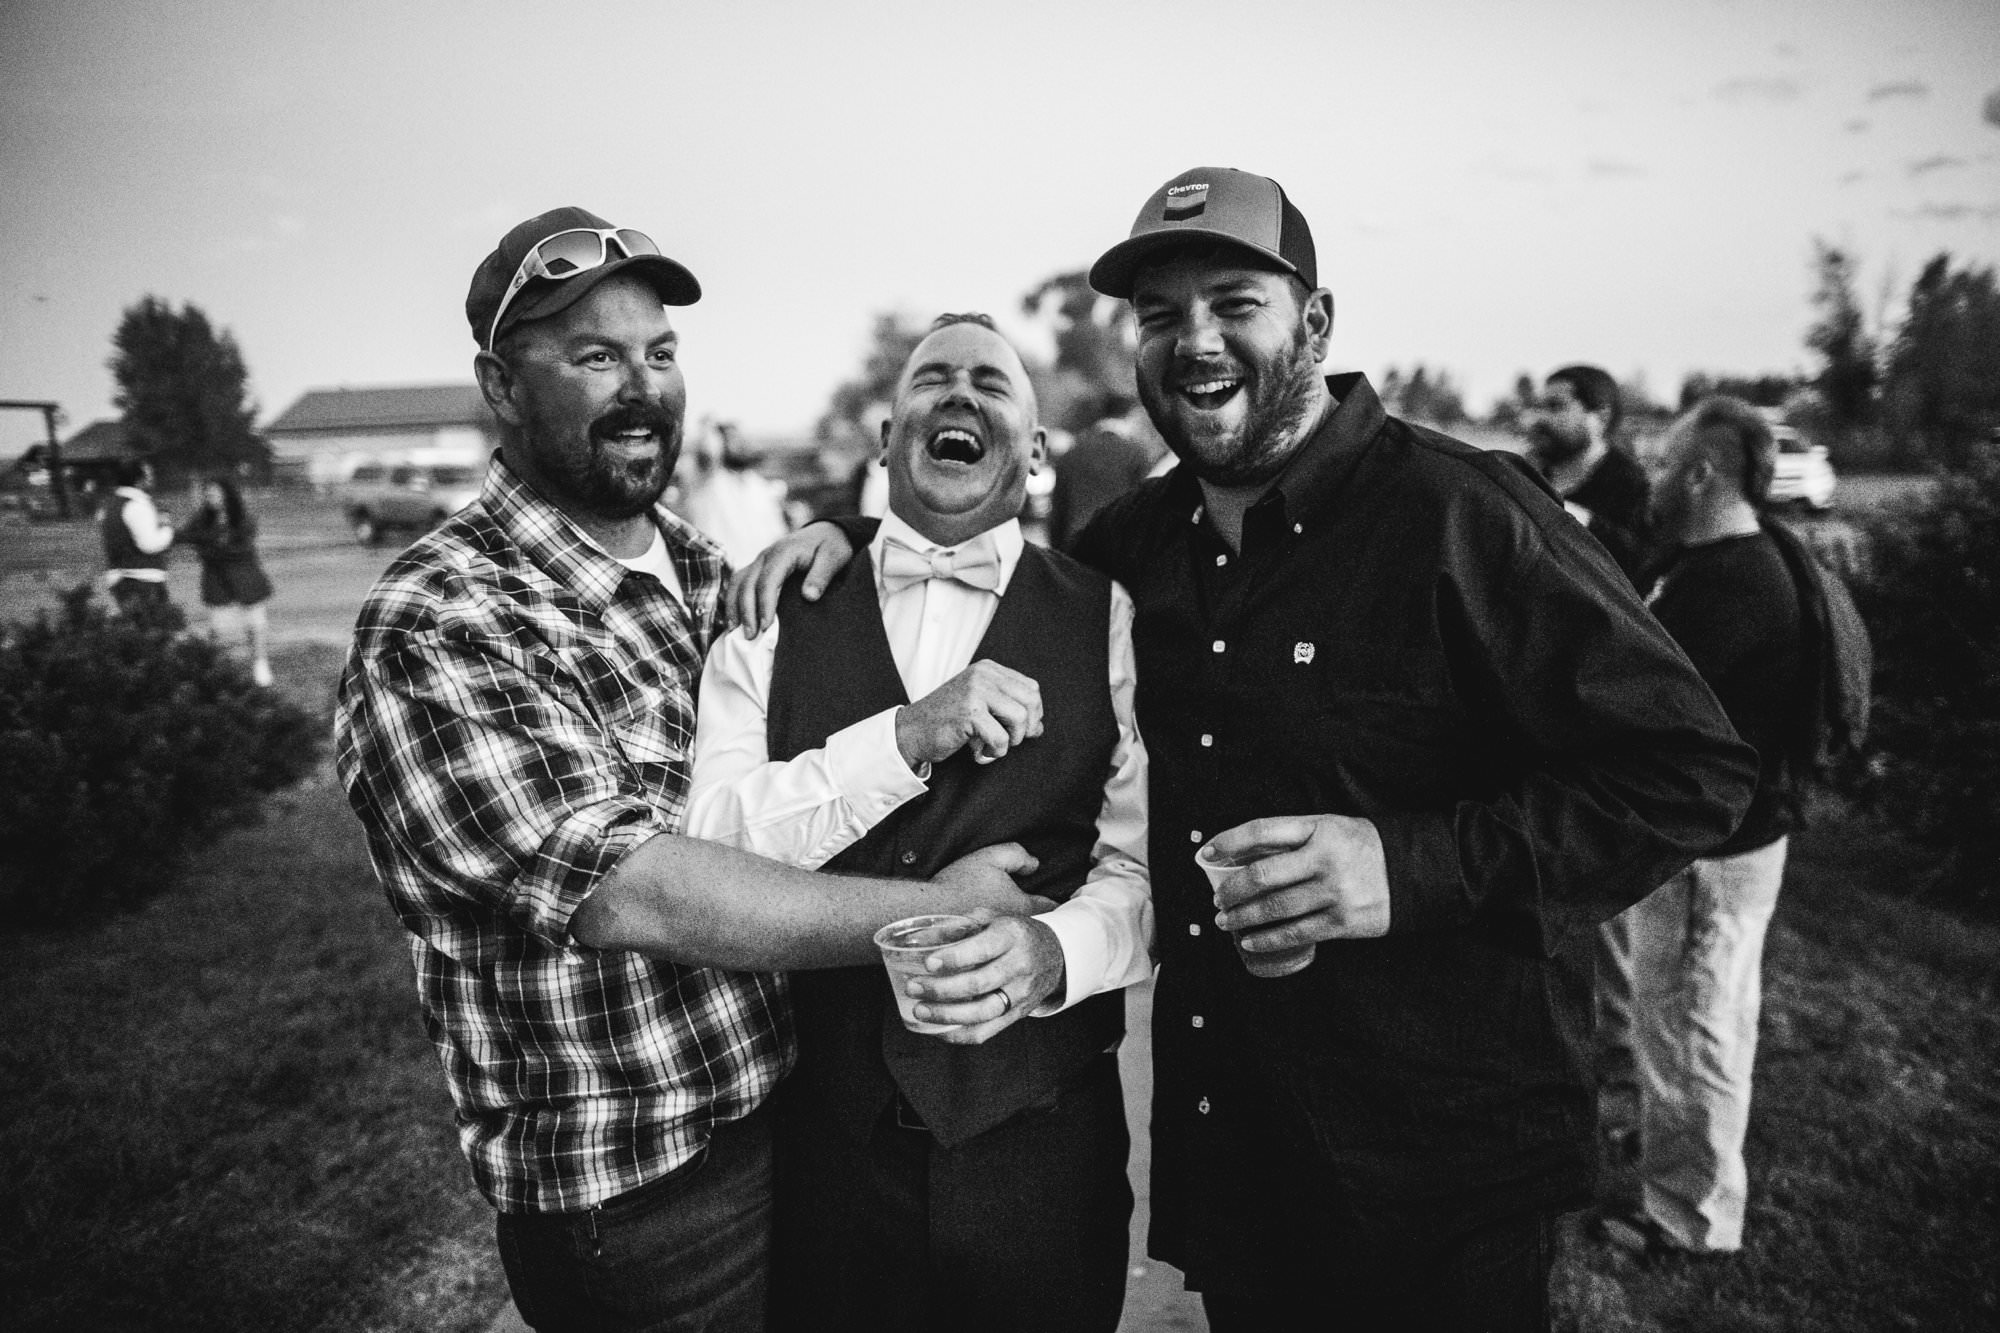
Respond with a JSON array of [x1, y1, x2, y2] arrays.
[[685, 312, 1153, 1333]]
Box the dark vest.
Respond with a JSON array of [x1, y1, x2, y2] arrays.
[[99, 492, 166, 573], [768, 527, 1126, 1147]]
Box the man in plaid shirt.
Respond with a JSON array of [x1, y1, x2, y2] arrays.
[[334, 208, 1043, 1332]]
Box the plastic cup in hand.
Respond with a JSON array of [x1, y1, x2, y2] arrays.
[[1196, 842, 1317, 979], [873, 914, 984, 1033]]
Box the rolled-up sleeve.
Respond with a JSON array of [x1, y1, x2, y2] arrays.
[[341, 632, 672, 945]]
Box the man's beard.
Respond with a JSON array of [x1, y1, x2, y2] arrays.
[[1141, 322, 1324, 488], [1526, 420, 1589, 471], [527, 401, 682, 520]]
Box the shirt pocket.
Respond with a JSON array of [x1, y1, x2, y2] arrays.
[[555, 645, 691, 784]]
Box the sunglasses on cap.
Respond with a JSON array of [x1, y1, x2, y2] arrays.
[[485, 227, 663, 352]]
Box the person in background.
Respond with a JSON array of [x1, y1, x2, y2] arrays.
[[99, 457, 174, 613], [674, 419, 791, 568], [687, 312, 1151, 1332], [1594, 396, 1807, 1259], [1521, 362, 1661, 1146], [1046, 395, 1170, 551], [731, 166, 1756, 1331], [181, 477, 276, 686], [1521, 364, 1654, 585]]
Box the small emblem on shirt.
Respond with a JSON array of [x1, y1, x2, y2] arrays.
[[1293, 641, 1316, 665]]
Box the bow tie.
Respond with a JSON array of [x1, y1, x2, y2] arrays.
[[879, 533, 1004, 595]]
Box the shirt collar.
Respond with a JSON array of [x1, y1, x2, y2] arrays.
[[479, 451, 712, 614], [870, 509, 1024, 596]]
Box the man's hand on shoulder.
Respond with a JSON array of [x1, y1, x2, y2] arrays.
[[727, 522, 856, 638], [896, 660, 1044, 769]]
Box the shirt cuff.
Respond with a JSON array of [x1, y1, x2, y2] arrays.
[[1026, 908, 1095, 1015], [1373, 809, 1473, 936], [825, 706, 929, 806]]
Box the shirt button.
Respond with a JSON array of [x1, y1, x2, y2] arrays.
[[1211, 640, 1225, 653], [1197, 1097, 1211, 1115], [1200, 733, 1213, 747], [1191, 1015, 1205, 1028], [1215, 553, 1228, 566], [1188, 923, 1201, 936], [1293, 522, 1303, 534], [1189, 830, 1202, 843], [899, 850, 917, 866]]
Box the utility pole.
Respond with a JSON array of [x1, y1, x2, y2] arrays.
[[0, 400, 70, 518]]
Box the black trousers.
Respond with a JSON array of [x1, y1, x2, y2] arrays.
[[770, 1053, 1132, 1333], [1197, 1205, 1558, 1333]]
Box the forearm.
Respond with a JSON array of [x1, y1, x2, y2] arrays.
[[570, 832, 1012, 970]]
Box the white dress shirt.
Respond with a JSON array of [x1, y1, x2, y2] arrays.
[[686, 511, 1154, 1012]]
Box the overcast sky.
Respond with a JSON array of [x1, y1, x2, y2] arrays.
[[3, 0, 1997, 448]]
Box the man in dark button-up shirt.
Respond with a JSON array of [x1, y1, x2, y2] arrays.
[[731, 168, 1755, 1331], [1074, 169, 1754, 1331]]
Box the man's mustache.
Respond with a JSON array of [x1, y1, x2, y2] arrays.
[[589, 405, 681, 441]]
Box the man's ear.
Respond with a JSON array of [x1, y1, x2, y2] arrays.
[[1027, 426, 1049, 474], [1303, 287, 1335, 362], [474, 350, 524, 429], [878, 417, 893, 466]]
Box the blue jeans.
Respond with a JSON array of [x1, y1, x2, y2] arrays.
[[497, 1106, 773, 1332]]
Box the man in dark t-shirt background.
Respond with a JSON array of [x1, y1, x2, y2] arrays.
[[1520, 363, 1660, 1140], [1595, 394, 1808, 1258], [1522, 363, 1654, 585]]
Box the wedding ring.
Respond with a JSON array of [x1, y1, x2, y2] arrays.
[[995, 989, 1013, 1015]]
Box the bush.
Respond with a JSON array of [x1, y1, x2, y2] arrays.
[[1844, 450, 2000, 917], [0, 587, 323, 925]]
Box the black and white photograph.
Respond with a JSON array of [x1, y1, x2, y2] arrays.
[[2, 2, 1996, 1329]]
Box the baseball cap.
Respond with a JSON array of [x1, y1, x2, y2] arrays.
[[1088, 167, 1317, 299], [465, 206, 701, 348]]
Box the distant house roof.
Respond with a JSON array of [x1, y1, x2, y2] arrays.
[[60, 419, 136, 464], [265, 384, 492, 435]]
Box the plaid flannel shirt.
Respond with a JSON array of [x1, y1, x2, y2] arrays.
[[333, 455, 792, 1213]]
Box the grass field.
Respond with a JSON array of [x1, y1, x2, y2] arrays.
[[2, 480, 1992, 1330]]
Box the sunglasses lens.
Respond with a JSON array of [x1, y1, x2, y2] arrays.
[[613, 229, 662, 258], [534, 230, 611, 277]]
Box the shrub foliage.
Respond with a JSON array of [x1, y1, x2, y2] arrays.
[[1846, 453, 2000, 916], [0, 588, 322, 924]]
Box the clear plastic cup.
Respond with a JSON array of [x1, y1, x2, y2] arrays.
[[873, 914, 985, 1033], [1196, 842, 1317, 979]]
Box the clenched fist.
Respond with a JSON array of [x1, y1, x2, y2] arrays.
[[896, 659, 1044, 768]]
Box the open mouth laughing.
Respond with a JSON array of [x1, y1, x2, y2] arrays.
[[926, 426, 987, 465], [1177, 374, 1244, 412]]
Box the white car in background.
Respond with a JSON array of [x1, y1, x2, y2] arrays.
[[1766, 421, 1837, 512], [339, 461, 485, 544]]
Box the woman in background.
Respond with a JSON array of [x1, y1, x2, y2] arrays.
[[182, 478, 275, 686]]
